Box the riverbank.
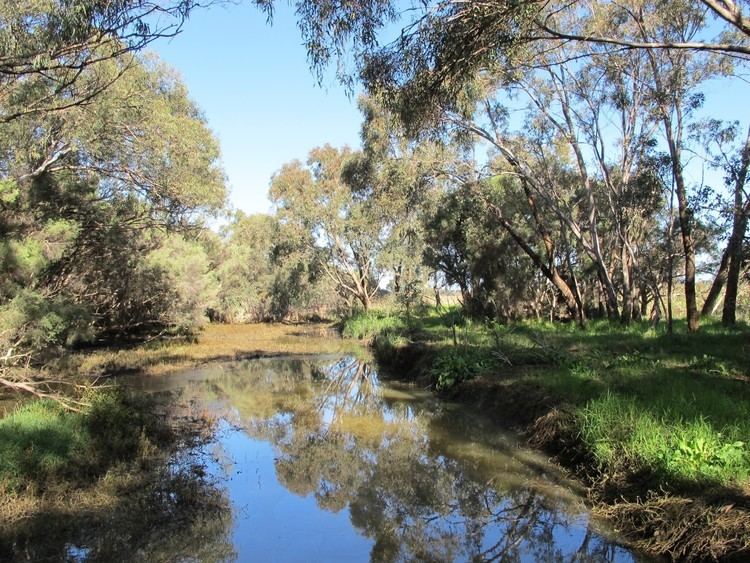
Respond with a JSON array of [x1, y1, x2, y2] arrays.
[[343, 309, 750, 561], [0, 323, 364, 560], [55, 323, 361, 382], [0, 389, 228, 561]]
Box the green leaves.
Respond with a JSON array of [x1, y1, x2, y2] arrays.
[[431, 347, 494, 391]]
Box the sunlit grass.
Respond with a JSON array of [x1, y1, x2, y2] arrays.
[[64, 323, 363, 378], [347, 308, 750, 488]]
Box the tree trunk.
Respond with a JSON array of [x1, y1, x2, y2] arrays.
[[721, 212, 747, 325], [664, 119, 699, 332], [701, 247, 731, 317], [722, 128, 750, 325]]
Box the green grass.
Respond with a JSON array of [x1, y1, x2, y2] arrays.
[[0, 391, 169, 491], [0, 401, 86, 489], [340, 309, 408, 340], [348, 308, 750, 488]]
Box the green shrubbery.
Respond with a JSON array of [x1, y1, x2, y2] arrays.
[[430, 347, 495, 390]]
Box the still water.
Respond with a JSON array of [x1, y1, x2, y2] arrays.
[[130, 354, 646, 562]]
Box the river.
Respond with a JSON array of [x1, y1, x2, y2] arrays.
[[123, 353, 647, 562]]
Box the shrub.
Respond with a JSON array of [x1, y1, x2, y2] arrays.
[[431, 347, 494, 391]]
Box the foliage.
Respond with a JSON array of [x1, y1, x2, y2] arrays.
[[0, 50, 227, 384], [0, 0, 201, 122], [269, 144, 387, 311], [431, 346, 494, 391]]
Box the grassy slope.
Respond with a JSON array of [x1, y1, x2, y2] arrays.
[[344, 308, 750, 490]]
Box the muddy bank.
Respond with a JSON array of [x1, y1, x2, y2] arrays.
[[374, 341, 750, 562]]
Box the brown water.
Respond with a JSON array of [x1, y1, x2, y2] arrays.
[[124, 354, 647, 562]]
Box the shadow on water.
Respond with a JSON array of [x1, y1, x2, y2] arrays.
[[0, 447, 235, 562], [152, 354, 650, 562]]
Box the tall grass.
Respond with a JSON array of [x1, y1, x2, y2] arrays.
[[341, 310, 407, 340]]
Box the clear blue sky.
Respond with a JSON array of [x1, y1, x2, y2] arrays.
[[152, 2, 363, 215], [152, 4, 748, 217]]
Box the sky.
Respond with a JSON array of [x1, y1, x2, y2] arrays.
[[151, 3, 749, 219], [151, 2, 363, 216]]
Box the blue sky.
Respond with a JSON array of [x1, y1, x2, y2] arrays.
[[152, 2, 363, 215], [152, 4, 749, 218]]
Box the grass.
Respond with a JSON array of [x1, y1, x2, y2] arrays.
[[0, 390, 230, 562], [340, 310, 407, 340], [343, 308, 750, 488], [0, 391, 170, 491], [56, 322, 362, 379]]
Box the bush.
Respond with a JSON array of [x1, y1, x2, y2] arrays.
[[431, 347, 495, 391]]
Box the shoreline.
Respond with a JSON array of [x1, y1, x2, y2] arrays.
[[371, 338, 750, 562]]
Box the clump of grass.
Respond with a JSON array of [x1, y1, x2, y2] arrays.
[[341, 310, 407, 340], [0, 400, 86, 490], [0, 391, 171, 491]]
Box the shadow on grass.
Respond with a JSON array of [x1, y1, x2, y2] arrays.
[[0, 390, 234, 562]]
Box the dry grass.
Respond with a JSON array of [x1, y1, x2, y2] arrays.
[[64, 323, 362, 378]]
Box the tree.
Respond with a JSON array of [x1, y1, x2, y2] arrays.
[[270, 145, 385, 311], [216, 212, 277, 322], [282, 0, 750, 88], [284, 0, 743, 331], [699, 123, 750, 324], [424, 180, 550, 319], [0, 52, 226, 398], [0, 0, 203, 123]]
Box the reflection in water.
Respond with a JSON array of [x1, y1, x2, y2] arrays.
[[176, 356, 643, 563], [0, 447, 235, 562]]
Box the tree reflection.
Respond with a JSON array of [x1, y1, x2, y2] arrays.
[[0, 449, 234, 563], [198, 356, 635, 563]]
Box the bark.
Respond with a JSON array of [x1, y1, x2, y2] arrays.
[[701, 247, 731, 317], [722, 127, 750, 325], [664, 112, 699, 332], [721, 209, 747, 325]]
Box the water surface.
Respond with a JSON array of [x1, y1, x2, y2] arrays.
[[132, 354, 646, 562]]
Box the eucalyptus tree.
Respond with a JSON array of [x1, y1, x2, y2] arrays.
[[0, 0, 205, 123], [699, 123, 750, 325], [424, 179, 551, 320], [216, 212, 277, 322], [269, 145, 385, 311], [281, 0, 745, 330], [347, 96, 447, 307]]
